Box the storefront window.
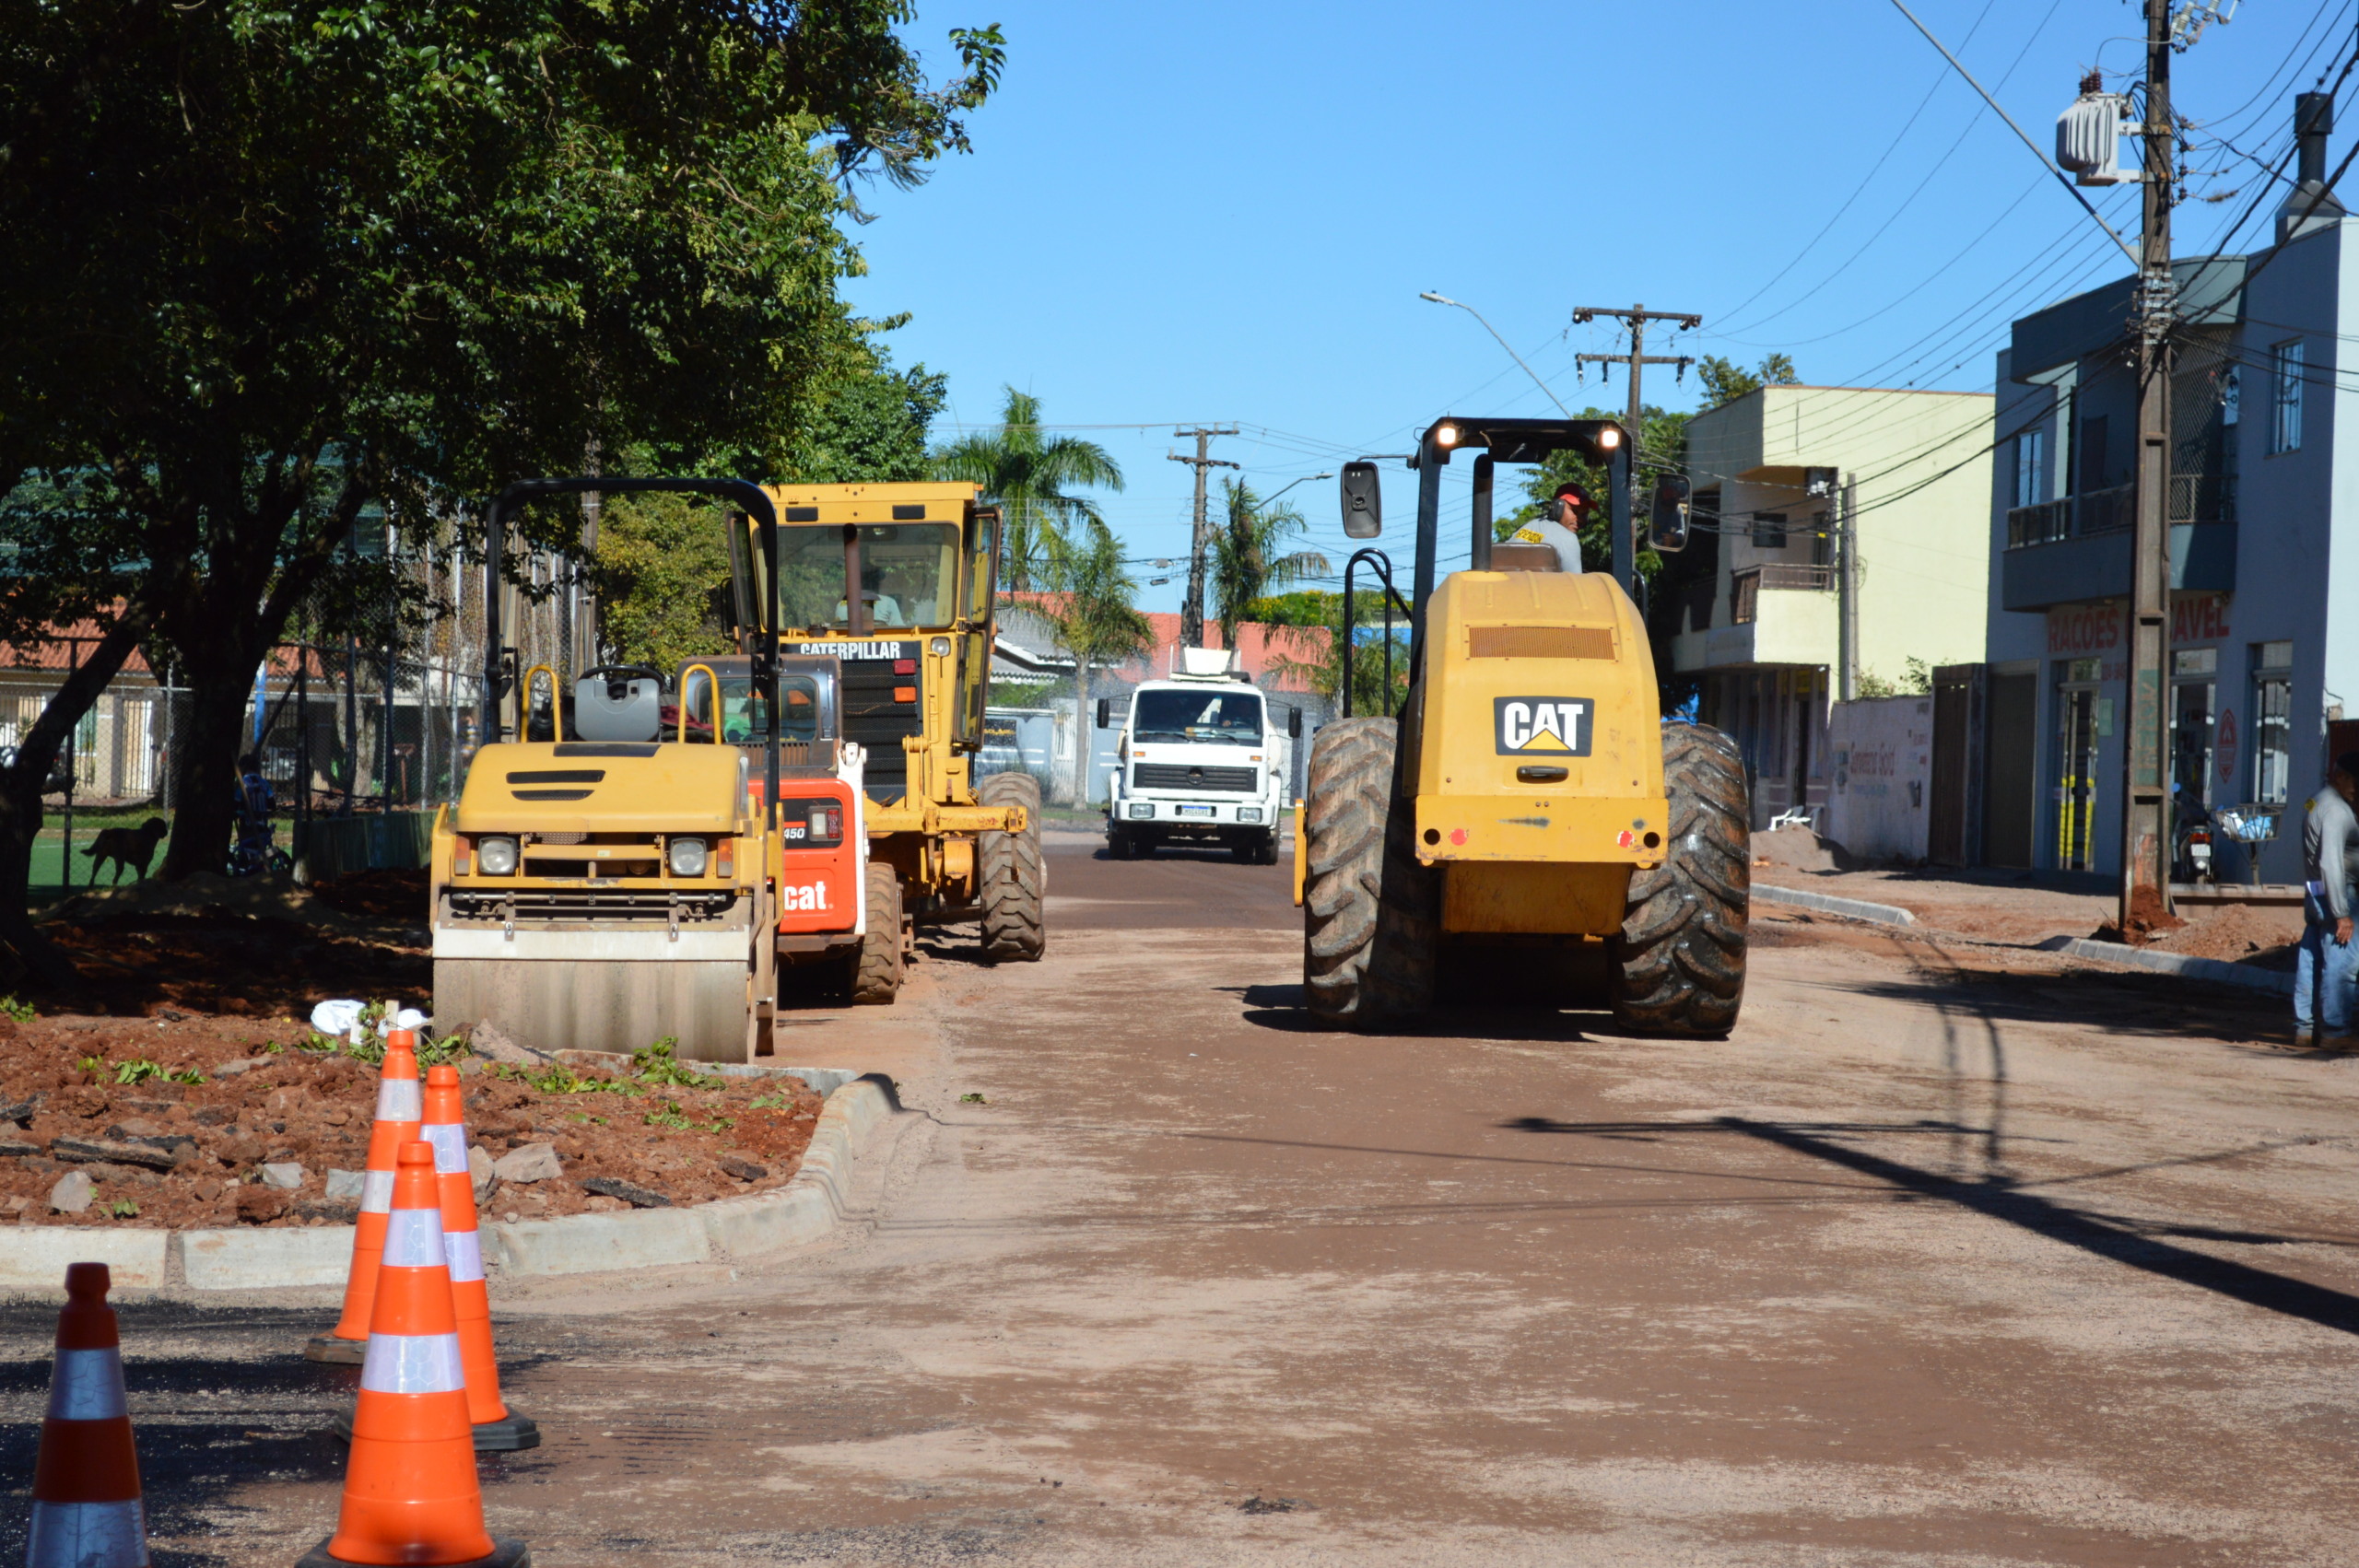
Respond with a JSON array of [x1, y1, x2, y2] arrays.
[[2252, 641, 2293, 805]]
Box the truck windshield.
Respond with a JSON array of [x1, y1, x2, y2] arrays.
[[675, 672, 825, 744], [1132, 689, 1263, 745], [775, 523, 961, 630]]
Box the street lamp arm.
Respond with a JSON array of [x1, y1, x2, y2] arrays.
[[1419, 291, 1572, 417]]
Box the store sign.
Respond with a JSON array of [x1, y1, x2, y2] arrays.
[[2217, 706, 2239, 785], [2172, 594, 2231, 645], [2048, 603, 2123, 655]]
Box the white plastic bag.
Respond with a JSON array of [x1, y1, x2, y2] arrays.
[[310, 999, 365, 1037]]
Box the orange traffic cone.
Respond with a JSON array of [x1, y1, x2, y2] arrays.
[[28, 1263, 147, 1568], [340, 1067, 539, 1453], [298, 1143, 528, 1568], [306, 1028, 423, 1363]]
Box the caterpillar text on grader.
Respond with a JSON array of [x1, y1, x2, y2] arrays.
[[429, 477, 1043, 1063], [1295, 416, 1750, 1036]]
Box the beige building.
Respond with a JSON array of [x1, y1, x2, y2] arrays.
[[1663, 383, 1993, 827]]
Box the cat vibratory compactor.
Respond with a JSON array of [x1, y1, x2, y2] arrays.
[[1296, 417, 1750, 1036], [429, 477, 1039, 1065]]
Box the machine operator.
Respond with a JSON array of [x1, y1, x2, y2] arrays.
[[1506, 481, 1595, 573]]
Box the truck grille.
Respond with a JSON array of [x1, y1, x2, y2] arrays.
[[831, 643, 921, 801], [1133, 763, 1257, 792]]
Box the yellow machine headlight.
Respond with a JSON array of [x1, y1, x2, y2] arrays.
[[668, 837, 709, 877], [476, 837, 518, 876], [1597, 427, 1622, 450]]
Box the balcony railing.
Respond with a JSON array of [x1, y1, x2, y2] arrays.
[[1730, 563, 1834, 625], [2007, 477, 2235, 548]]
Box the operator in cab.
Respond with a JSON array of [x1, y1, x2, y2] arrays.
[[1506, 481, 1595, 573]]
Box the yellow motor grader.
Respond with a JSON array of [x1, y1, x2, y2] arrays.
[[1295, 417, 1750, 1036], [428, 477, 1039, 1063]]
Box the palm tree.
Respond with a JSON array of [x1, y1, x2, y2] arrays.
[[1038, 519, 1150, 808], [1212, 478, 1329, 653], [932, 388, 1124, 591]]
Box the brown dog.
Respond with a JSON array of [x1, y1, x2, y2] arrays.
[[83, 816, 169, 884]]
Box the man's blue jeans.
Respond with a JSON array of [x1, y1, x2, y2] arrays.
[[2295, 891, 2356, 1036]]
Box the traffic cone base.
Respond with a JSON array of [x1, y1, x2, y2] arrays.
[[297, 1540, 530, 1568]]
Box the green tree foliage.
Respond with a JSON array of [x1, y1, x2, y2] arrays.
[[1262, 592, 1408, 714], [0, 1, 1003, 961], [1211, 480, 1329, 654], [1696, 353, 1800, 409], [781, 347, 950, 485], [933, 389, 1123, 591], [1037, 521, 1150, 805]]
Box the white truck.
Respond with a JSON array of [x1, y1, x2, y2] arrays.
[[1099, 649, 1301, 863]]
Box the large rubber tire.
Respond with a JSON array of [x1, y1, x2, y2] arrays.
[[851, 860, 904, 1005], [1300, 717, 1438, 1031], [978, 770, 1047, 963], [1613, 721, 1751, 1037]]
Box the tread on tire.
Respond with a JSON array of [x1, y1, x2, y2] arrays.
[[1612, 721, 1750, 1037], [851, 860, 904, 1004], [1300, 717, 1438, 1030], [978, 770, 1047, 963]]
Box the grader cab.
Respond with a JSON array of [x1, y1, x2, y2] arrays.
[[1296, 417, 1750, 1036]]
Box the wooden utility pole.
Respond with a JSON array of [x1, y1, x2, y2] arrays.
[[1170, 425, 1238, 649], [2118, 0, 2176, 930], [1573, 304, 1700, 591]]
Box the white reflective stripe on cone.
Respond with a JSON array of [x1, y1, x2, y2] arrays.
[[360, 1170, 396, 1214], [45, 1348, 128, 1422], [374, 1078, 422, 1121], [423, 1122, 468, 1174], [27, 1498, 147, 1568], [359, 1332, 466, 1396], [381, 1207, 449, 1270], [444, 1228, 485, 1285]]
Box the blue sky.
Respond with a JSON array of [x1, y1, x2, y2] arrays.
[[840, 1, 2352, 614]]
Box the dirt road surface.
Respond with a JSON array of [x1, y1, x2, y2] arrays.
[[8, 837, 2359, 1565]]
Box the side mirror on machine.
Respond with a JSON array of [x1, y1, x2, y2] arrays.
[[1095, 696, 1110, 731], [1649, 474, 1693, 553], [1288, 707, 1303, 739], [1340, 462, 1383, 539]]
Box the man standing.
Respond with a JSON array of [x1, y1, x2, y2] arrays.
[[2296, 753, 2359, 1046]]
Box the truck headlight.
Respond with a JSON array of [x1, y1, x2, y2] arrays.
[[1127, 802, 1154, 820], [475, 837, 518, 876], [1237, 807, 1262, 824], [668, 837, 709, 877]]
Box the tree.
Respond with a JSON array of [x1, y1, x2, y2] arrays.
[[1036, 521, 1150, 808], [1262, 594, 1404, 714], [0, 1, 1004, 941], [781, 345, 950, 485], [1696, 353, 1801, 410], [933, 389, 1124, 591], [592, 493, 738, 676], [1212, 480, 1329, 655]]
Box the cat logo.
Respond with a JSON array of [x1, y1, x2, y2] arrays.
[[780, 882, 831, 912], [1494, 696, 1592, 757]]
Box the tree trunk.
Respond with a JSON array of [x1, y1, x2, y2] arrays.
[[0, 615, 153, 988], [1073, 656, 1093, 810], [158, 664, 264, 882]]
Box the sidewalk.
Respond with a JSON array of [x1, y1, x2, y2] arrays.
[[1752, 828, 2301, 972]]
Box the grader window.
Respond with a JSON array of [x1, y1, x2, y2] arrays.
[[772, 522, 960, 631]]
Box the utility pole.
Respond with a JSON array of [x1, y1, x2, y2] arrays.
[[2118, 0, 2176, 931], [1169, 425, 1239, 649], [1573, 304, 1700, 591]]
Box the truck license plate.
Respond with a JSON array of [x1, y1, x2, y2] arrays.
[[1176, 804, 1215, 819]]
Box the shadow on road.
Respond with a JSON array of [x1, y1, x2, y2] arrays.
[[1504, 1114, 2359, 1334]]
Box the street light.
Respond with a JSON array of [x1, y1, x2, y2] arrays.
[[1255, 471, 1332, 508], [1418, 291, 1572, 416]]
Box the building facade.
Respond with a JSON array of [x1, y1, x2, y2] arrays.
[[1981, 164, 2354, 882], [1667, 383, 1994, 829]]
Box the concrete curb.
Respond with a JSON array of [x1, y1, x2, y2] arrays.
[[2056, 937, 2296, 996], [1754, 883, 1919, 927], [0, 1067, 893, 1295]]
